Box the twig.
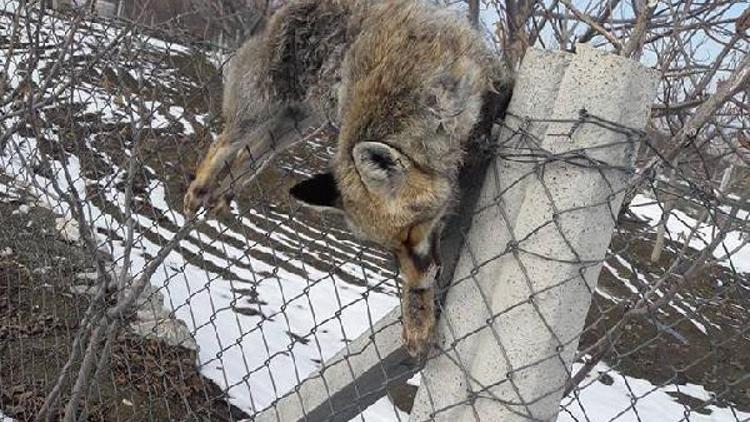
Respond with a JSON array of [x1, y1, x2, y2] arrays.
[[621, 1, 657, 59], [630, 51, 750, 188], [558, 0, 623, 51], [61, 320, 108, 422], [578, 0, 622, 44], [467, 0, 479, 28]]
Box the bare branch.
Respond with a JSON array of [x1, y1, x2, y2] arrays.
[[558, 0, 623, 51], [621, 1, 657, 59]]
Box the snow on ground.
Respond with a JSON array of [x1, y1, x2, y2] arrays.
[[351, 397, 408, 422], [2, 2, 749, 420], [0, 3, 400, 415], [559, 361, 750, 422], [597, 192, 750, 342], [629, 194, 750, 273], [349, 374, 420, 422], [1, 131, 400, 412]]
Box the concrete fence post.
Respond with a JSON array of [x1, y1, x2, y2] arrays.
[[409, 46, 658, 421], [252, 46, 657, 422]]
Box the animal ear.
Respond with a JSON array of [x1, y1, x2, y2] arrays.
[[425, 63, 484, 137], [352, 141, 408, 197], [289, 172, 342, 211]]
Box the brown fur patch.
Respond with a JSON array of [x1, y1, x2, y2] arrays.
[[394, 220, 439, 287], [402, 286, 436, 358], [183, 0, 513, 356]]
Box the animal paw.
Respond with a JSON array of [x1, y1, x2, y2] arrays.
[[183, 178, 232, 219], [401, 287, 436, 358], [402, 317, 435, 358]]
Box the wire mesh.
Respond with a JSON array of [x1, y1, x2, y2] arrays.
[[0, 1, 748, 422]]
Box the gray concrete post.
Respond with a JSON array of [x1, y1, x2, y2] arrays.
[[409, 46, 658, 421], [252, 128, 496, 422], [251, 69, 502, 422]]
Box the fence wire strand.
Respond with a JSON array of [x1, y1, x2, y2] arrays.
[[1, 1, 748, 422]]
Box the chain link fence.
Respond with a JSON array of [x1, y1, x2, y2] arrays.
[[1, 1, 748, 421]]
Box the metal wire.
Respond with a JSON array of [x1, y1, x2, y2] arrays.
[[0, 2, 748, 422]]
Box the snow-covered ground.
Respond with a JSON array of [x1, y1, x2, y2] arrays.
[[0, 3, 399, 415], [354, 397, 409, 422], [629, 194, 750, 274], [560, 361, 750, 422], [1, 2, 749, 421], [1, 90, 399, 414], [563, 191, 750, 422]]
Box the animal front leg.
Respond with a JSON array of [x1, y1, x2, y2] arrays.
[[395, 221, 442, 358], [401, 284, 436, 358]]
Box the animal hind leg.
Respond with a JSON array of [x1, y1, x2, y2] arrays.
[[184, 105, 318, 218]]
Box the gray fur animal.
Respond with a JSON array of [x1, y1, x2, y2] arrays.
[[183, 0, 513, 356]]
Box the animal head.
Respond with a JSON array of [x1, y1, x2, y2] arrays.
[[289, 143, 449, 287], [290, 61, 487, 286]]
